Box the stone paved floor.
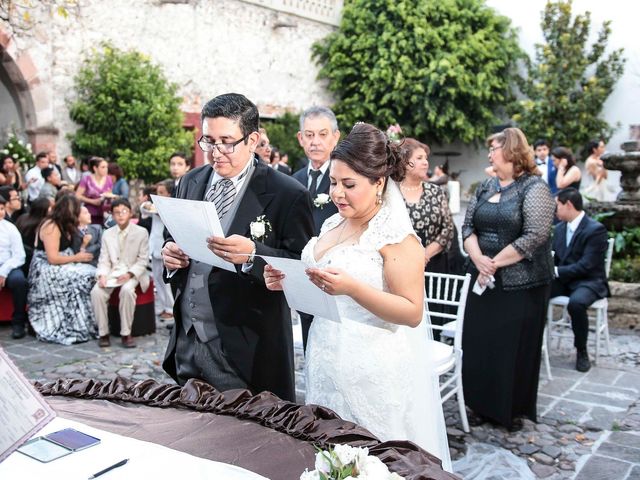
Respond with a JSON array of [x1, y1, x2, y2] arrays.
[[1, 318, 638, 479]]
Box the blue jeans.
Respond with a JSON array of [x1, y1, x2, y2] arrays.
[[5, 268, 27, 327]]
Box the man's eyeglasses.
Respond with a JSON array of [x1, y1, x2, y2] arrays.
[[198, 134, 249, 154], [489, 145, 503, 155]]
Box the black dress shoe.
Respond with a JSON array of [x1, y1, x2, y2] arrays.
[[576, 349, 591, 372], [11, 325, 26, 339]]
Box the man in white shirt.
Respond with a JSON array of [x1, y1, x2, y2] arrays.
[[552, 188, 609, 372], [291, 106, 341, 350], [24, 152, 50, 203], [0, 196, 28, 339], [61, 155, 80, 185]]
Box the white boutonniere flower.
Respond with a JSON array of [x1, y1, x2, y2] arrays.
[[250, 215, 272, 241], [313, 193, 331, 209], [300, 444, 404, 480]]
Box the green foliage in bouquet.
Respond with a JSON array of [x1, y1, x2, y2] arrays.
[[312, 0, 523, 144], [510, 0, 625, 155], [1, 133, 35, 166], [68, 43, 193, 182]]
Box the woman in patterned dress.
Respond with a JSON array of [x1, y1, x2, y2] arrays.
[[399, 138, 454, 274], [28, 194, 98, 345]]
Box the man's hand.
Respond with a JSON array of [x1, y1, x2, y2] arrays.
[[98, 275, 107, 288], [162, 241, 190, 270], [116, 272, 133, 284], [0, 276, 5, 290], [207, 235, 255, 265]]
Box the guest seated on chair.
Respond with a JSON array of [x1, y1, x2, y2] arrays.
[[91, 198, 150, 348], [28, 194, 97, 344], [72, 205, 102, 267], [552, 187, 610, 372], [0, 196, 28, 339]]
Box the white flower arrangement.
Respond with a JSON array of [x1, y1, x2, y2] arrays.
[[250, 214, 272, 241], [313, 193, 331, 209], [300, 445, 405, 480]]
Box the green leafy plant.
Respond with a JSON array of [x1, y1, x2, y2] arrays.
[[1, 132, 35, 166], [510, 0, 625, 155], [262, 112, 305, 172], [312, 0, 523, 144], [67, 43, 193, 182], [608, 226, 640, 283]]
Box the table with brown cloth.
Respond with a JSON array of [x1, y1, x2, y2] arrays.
[[36, 377, 459, 480]]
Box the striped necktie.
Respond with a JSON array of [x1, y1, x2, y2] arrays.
[[206, 178, 236, 220]]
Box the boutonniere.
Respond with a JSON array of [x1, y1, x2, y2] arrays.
[[250, 215, 272, 241], [313, 193, 331, 209]]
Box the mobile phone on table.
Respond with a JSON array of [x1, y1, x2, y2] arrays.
[[17, 437, 72, 463], [44, 428, 101, 451]]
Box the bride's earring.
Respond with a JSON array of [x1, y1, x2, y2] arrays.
[[376, 190, 383, 205]]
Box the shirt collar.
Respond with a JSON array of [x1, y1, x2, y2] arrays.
[[211, 156, 253, 187], [307, 159, 330, 176], [568, 211, 585, 232], [117, 223, 132, 236]]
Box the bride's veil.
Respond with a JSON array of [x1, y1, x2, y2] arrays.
[[383, 180, 453, 472]]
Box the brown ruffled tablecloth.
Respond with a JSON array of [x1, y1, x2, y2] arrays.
[[37, 377, 459, 480]]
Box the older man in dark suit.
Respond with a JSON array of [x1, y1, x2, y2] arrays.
[[292, 106, 340, 350], [162, 93, 314, 402], [552, 188, 610, 372]]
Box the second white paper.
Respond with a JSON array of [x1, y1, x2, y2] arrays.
[[260, 255, 341, 322]]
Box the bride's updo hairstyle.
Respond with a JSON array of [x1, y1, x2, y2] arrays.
[[330, 123, 407, 190]]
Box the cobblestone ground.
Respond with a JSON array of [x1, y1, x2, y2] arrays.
[[1, 317, 638, 479]]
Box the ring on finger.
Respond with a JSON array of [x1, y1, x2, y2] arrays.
[[321, 283, 326, 291]]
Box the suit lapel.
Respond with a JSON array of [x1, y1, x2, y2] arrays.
[[317, 169, 331, 195], [567, 216, 588, 251], [228, 162, 276, 237], [187, 166, 214, 201]]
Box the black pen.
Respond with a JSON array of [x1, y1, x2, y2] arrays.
[[88, 458, 129, 479]]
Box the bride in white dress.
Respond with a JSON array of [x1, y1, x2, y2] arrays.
[[264, 123, 452, 472]]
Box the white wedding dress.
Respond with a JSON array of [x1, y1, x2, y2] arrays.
[[302, 181, 452, 472]]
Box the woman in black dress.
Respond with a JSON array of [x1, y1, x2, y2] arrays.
[[462, 127, 555, 429], [551, 146, 582, 191]]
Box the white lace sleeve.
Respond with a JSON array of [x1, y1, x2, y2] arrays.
[[361, 180, 419, 251]]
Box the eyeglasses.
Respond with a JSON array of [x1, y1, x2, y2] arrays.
[[489, 145, 503, 155], [112, 209, 131, 216], [198, 134, 249, 154]]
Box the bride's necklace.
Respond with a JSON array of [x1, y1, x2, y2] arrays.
[[400, 181, 422, 192]]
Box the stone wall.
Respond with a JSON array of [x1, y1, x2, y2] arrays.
[[609, 281, 640, 330], [2, 0, 339, 155]]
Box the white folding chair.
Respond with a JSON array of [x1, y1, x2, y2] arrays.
[[547, 238, 614, 363], [424, 272, 472, 432]]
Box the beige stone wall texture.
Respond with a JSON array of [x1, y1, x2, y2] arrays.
[[5, 0, 338, 154], [608, 281, 640, 330]]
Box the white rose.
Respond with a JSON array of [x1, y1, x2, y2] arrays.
[[2, 149, 8, 154], [8, 142, 13, 148], [250, 221, 266, 239], [314, 450, 332, 474], [18, 139, 23, 145], [299, 469, 320, 480], [26, 144, 32, 151], [12, 153, 18, 159], [334, 444, 358, 467], [316, 193, 329, 203], [359, 455, 391, 478]]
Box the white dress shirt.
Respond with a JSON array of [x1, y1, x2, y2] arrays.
[[306, 160, 330, 190], [25, 166, 45, 201], [0, 219, 26, 278]]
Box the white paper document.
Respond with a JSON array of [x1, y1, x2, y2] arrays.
[[151, 195, 236, 272], [0, 347, 56, 463], [260, 255, 341, 321]]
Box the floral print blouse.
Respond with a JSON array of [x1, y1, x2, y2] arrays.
[[404, 182, 454, 251]]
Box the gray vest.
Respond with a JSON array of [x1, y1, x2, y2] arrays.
[[181, 160, 255, 342]]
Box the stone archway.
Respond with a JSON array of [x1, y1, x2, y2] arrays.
[[0, 26, 57, 154]]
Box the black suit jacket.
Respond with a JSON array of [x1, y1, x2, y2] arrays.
[[163, 160, 314, 402], [553, 215, 610, 298], [292, 164, 338, 235]]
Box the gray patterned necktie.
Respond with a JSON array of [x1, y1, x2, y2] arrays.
[[206, 178, 236, 219]]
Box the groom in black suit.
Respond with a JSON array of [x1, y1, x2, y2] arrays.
[[552, 188, 610, 372], [162, 93, 314, 401], [292, 106, 340, 350]]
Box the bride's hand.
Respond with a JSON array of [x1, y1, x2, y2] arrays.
[[264, 264, 285, 291], [306, 267, 354, 296]]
